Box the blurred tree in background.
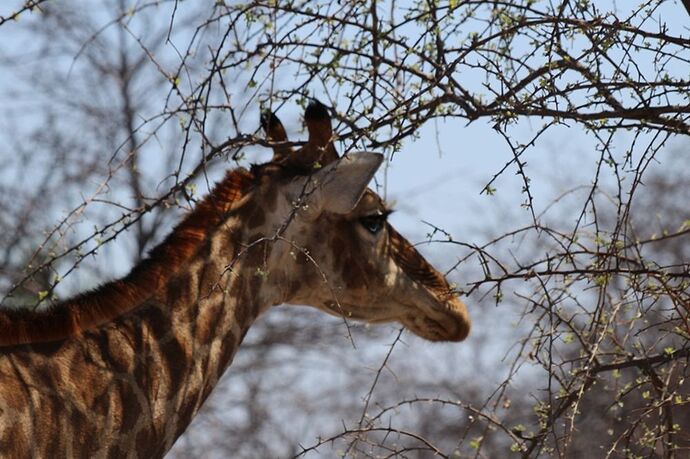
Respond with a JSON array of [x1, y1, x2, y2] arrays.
[[1, 0, 689, 457]]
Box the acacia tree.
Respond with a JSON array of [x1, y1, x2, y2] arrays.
[[1, 0, 689, 457]]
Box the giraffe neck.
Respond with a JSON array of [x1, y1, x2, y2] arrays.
[[0, 189, 279, 458]]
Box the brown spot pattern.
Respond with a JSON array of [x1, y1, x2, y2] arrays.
[[247, 207, 266, 229]]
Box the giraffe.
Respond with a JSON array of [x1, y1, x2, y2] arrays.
[[0, 100, 470, 458]]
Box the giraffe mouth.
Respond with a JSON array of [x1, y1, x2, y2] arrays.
[[401, 297, 471, 342], [411, 317, 457, 341], [403, 315, 466, 342]]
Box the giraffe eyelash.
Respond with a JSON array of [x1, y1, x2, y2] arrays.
[[359, 210, 393, 234]]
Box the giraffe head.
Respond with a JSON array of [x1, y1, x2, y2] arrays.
[[252, 101, 470, 342]]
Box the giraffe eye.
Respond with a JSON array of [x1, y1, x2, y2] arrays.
[[359, 214, 387, 234]]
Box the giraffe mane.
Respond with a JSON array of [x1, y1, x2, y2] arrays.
[[0, 168, 255, 347]]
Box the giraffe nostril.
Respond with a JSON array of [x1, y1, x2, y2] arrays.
[[415, 301, 470, 342]]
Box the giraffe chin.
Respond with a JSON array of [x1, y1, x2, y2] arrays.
[[401, 298, 471, 343], [403, 317, 467, 342]]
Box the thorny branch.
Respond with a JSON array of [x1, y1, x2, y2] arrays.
[[1, 0, 690, 457], [0, 0, 49, 27]]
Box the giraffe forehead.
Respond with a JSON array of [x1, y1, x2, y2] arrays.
[[348, 189, 388, 218]]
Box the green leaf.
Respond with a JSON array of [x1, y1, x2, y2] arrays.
[[483, 185, 497, 196], [469, 436, 483, 449]]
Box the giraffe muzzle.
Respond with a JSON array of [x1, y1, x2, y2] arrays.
[[404, 296, 470, 342]]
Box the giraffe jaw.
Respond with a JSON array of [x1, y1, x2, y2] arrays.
[[319, 297, 470, 342], [320, 300, 400, 323]]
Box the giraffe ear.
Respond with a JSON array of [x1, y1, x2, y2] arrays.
[[290, 151, 384, 216]]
